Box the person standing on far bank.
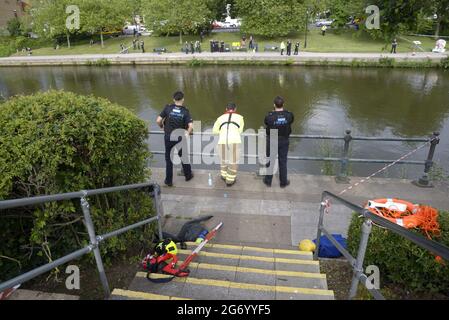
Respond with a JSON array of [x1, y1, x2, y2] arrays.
[[263, 96, 294, 188], [391, 38, 398, 54], [280, 41, 286, 55], [157, 91, 194, 187], [286, 40, 292, 56], [294, 42, 300, 55], [321, 25, 327, 36]]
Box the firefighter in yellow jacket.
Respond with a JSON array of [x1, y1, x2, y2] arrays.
[[212, 103, 245, 186]]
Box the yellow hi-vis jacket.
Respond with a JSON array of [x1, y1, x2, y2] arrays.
[[212, 112, 245, 145]]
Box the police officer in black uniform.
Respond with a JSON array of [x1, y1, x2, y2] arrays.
[[263, 96, 294, 188], [157, 91, 194, 187]]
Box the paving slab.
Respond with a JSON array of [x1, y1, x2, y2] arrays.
[[8, 289, 79, 300], [181, 283, 229, 300]]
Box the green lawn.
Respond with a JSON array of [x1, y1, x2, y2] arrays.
[[14, 29, 438, 56]]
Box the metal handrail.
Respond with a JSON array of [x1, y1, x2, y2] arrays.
[[0, 182, 164, 299], [148, 130, 441, 186], [314, 191, 449, 300]]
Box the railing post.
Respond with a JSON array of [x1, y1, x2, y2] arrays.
[[313, 199, 327, 260], [413, 132, 440, 188], [348, 218, 372, 300], [152, 184, 164, 241], [80, 195, 111, 299], [336, 130, 352, 184]]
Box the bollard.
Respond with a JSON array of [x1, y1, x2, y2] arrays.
[[413, 132, 440, 188], [336, 130, 352, 184]]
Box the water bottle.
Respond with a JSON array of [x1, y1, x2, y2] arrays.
[[208, 173, 213, 187]]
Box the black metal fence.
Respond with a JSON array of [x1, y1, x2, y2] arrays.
[[148, 130, 441, 187]]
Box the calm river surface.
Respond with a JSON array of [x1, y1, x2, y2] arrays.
[[1, 65, 448, 179]]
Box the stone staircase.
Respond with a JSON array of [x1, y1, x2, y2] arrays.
[[111, 242, 334, 300]]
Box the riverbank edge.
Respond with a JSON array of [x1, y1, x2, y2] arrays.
[[1, 53, 448, 69]]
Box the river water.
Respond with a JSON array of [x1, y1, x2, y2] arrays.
[[1, 65, 448, 179]]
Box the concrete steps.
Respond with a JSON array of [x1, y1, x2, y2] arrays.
[[112, 242, 334, 300]]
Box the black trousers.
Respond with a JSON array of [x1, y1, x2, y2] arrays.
[[164, 136, 192, 184], [264, 137, 289, 186]]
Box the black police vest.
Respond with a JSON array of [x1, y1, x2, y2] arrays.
[[164, 105, 187, 135], [266, 111, 293, 138]]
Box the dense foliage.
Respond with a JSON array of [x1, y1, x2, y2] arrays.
[[347, 211, 449, 293], [141, 0, 212, 42], [236, 0, 307, 37], [0, 91, 154, 282]]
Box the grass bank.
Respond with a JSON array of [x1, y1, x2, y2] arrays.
[[11, 29, 439, 56]]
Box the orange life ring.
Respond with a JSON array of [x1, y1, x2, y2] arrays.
[[366, 198, 422, 229]]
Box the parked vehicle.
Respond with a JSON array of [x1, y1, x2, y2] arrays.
[[315, 19, 334, 27], [212, 17, 241, 29], [123, 25, 152, 36]]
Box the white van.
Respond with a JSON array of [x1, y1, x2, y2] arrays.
[[123, 25, 152, 36]]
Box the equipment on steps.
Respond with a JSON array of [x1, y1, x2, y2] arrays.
[[142, 239, 190, 283], [299, 239, 316, 252], [154, 215, 214, 249], [178, 222, 223, 272], [143, 222, 223, 283]]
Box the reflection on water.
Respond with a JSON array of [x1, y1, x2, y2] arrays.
[[0, 65, 448, 178]]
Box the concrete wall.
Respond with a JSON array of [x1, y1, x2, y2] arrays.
[[0, 0, 28, 29]]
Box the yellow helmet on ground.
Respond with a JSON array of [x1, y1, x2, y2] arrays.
[[299, 239, 316, 252], [155, 239, 178, 256]]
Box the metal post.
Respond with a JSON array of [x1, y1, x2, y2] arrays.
[[313, 200, 326, 260], [348, 218, 372, 300], [152, 184, 164, 241], [80, 196, 111, 299], [413, 132, 440, 188], [336, 130, 352, 184]]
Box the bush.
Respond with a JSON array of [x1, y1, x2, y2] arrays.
[[441, 57, 449, 70], [6, 18, 23, 37], [0, 90, 153, 282], [0, 37, 16, 57], [347, 211, 449, 293]]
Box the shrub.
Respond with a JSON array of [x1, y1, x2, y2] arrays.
[[0, 90, 153, 283], [378, 57, 395, 68], [441, 57, 449, 70], [347, 211, 449, 293], [0, 37, 16, 57]]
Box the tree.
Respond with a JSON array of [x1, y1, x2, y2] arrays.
[[81, 0, 134, 48], [141, 0, 212, 44], [362, 0, 427, 40], [207, 0, 238, 21], [428, 0, 449, 37], [235, 0, 307, 37], [31, 0, 77, 48], [6, 17, 23, 37]]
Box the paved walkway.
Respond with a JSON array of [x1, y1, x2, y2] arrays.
[[153, 168, 449, 248], [0, 51, 447, 66]]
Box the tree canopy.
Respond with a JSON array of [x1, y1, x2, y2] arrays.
[[141, 0, 212, 43], [236, 0, 307, 37]]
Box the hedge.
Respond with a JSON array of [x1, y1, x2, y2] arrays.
[[347, 211, 449, 293], [0, 90, 153, 282]]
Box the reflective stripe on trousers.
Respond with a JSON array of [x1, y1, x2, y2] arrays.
[[219, 144, 240, 183]]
